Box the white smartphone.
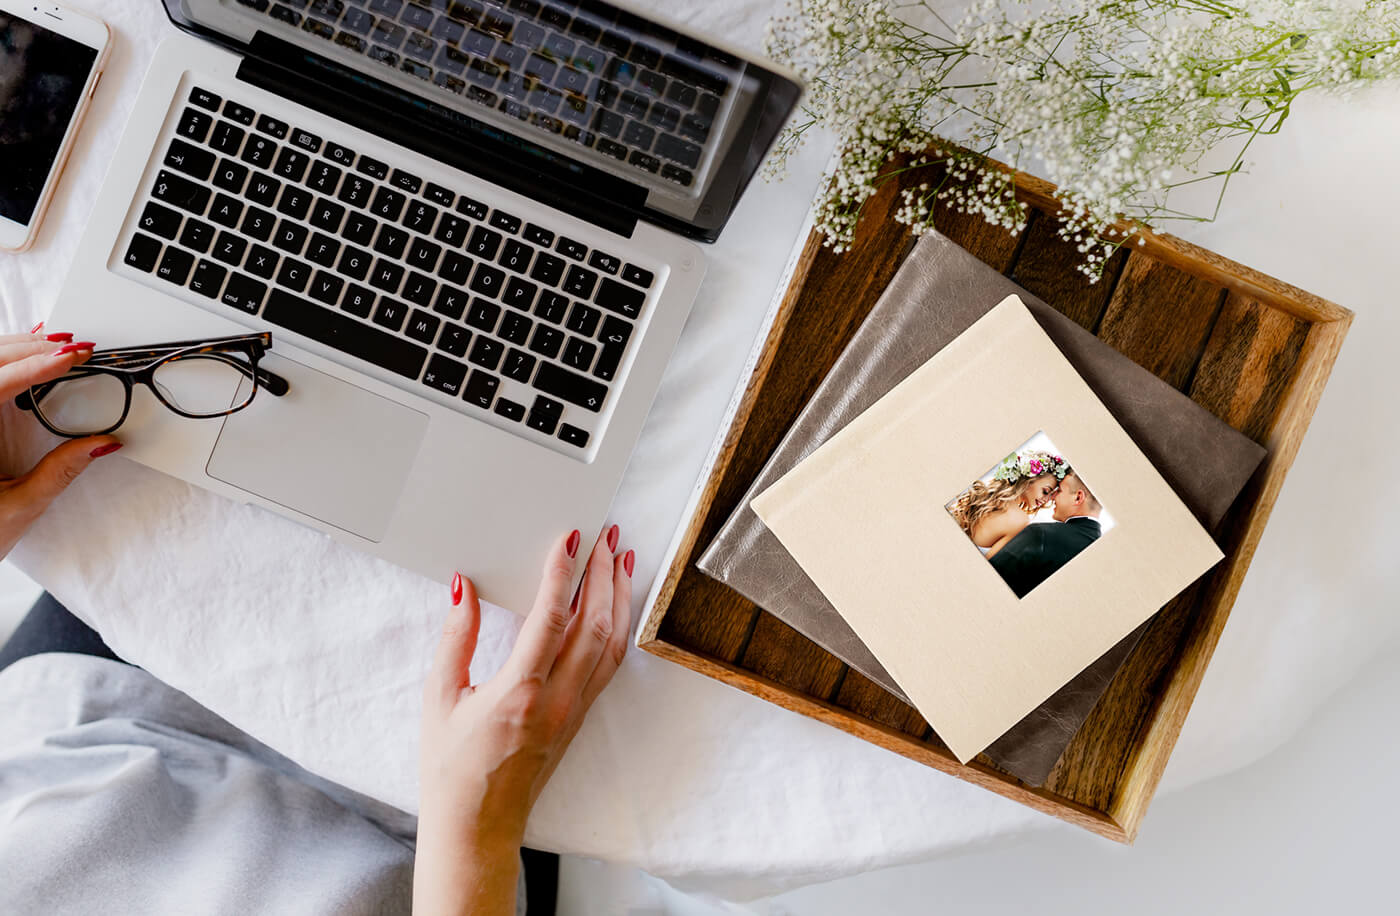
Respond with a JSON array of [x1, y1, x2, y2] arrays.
[[0, 1, 111, 252]]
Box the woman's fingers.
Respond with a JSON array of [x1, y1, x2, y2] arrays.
[[0, 343, 95, 403], [506, 529, 581, 683], [4, 436, 122, 526], [429, 573, 482, 706], [550, 526, 620, 691], [578, 550, 632, 712]]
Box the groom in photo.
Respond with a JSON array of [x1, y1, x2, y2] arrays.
[[990, 470, 1103, 598]]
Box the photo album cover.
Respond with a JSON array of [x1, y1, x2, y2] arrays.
[[750, 295, 1224, 762]]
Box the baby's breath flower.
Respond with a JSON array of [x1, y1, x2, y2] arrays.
[[766, 0, 1400, 278]]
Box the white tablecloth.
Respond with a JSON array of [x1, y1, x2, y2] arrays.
[[4, 0, 1398, 898]]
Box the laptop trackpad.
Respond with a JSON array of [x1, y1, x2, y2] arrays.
[[206, 355, 429, 542]]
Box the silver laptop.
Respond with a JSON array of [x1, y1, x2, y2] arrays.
[[50, 0, 801, 612]]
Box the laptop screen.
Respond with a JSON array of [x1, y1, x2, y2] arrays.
[[162, 0, 804, 242]]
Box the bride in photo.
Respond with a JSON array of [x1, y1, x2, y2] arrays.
[[947, 450, 1068, 559]]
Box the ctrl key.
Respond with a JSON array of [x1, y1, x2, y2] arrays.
[[124, 233, 163, 272]]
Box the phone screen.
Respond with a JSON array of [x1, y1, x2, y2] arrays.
[[0, 11, 98, 226]]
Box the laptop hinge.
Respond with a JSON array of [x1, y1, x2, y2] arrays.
[[236, 34, 644, 239]]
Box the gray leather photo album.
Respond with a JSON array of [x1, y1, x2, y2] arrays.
[[697, 231, 1267, 785]]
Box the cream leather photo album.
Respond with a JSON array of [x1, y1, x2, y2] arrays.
[[750, 295, 1224, 762]]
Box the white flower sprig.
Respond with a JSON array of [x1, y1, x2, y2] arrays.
[[765, 0, 1400, 276]]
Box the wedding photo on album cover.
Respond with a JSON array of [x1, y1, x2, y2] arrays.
[[945, 431, 1116, 599]]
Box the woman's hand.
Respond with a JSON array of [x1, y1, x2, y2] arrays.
[[0, 327, 120, 559], [415, 526, 635, 916]]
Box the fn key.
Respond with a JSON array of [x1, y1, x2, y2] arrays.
[[124, 233, 162, 272]]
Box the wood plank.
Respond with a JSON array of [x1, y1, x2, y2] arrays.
[[1009, 212, 1129, 331], [1096, 254, 1226, 389], [1189, 292, 1312, 443], [657, 576, 760, 663], [834, 668, 931, 738], [741, 612, 848, 699]]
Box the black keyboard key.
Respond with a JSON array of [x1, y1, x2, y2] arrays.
[[655, 131, 701, 169], [223, 101, 256, 126], [596, 137, 627, 161], [273, 221, 309, 254], [562, 336, 595, 371], [338, 244, 373, 280], [370, 259, 406, 292], [277, 257, 312, 292], [334, 29, 365, 50], [344, 211, 378, 246], [425, 182, 455, 207], [465, 297, 500, 332], [179, 218, 217, 254], [555, 236, 585, 260], [645, 103, 679, 133], [291, 128, 322, 153], [213, 159, 250, 193], [534, 290, 568, 324], [204, 196, 243, 231], [256, 114, 289, 139], [529, 252, 564, 286], [276, 187, 313, 220], [402, 39, 435, 66], [468, 336, 503, 370], [344, 6, 375, 34], [565, 302, 601, 336], [499, 310, 531, 345], [456, 196, 488, 221], [469, 263, 505, 298], [213, 232, 248, 266], [403, 271, 436, 307], [306, 233, 341, 267], [494, 398, 525, 422], [309, 271, 345, 305], [432, 14, 467, 45], [502, 276, 536, 311], [439, 251, 473, 286], [177, 108, 213, 143], [401, 2, 434, 28], [152, 170, 211, 214], [406, 309, 441, 344], [526, 395, 561, 434], [595, 276, 643, 318], [499, 239, 532, 274], [368, 45, 401, 67], [270, 3, 302, 26], [563, 264, 597, 298], [433, 285, 470, 320], [155, 247, 196, 285], [593, 314, 631, 381], [311, 198, 346, 232], [404, 201, 439, 236], [437, 322, 470, 356], [587, 250, 621, 275], [369, 0, 402, 14], [325, 141, 356, 166], [123, 233, 162, 272], [264, 289, 427, 379], [244, 174, 280, 208], [342, 283, 376, 317], [241, 135, 278, 170], [221, 273, 267, 314], [535, 360, 607, 411], [372, 225, 407, 260], [466, 225, 502, 260], [369, 187, 406, 222], [390, 169, 422, 194], [557, 423, 589, 448], [190, 87, 222, 111], [273, 147, 310, 182], [307, 161, 342, 194], [164, 139, 216, 180], [246, 244, 280, 279], [489, 210, 521, 233], [523, 223, 553, 247], [422, 353, 468, 396], [628, 150, 661, 174], [138, 203, 182, 240], [660, 163, 693, 187], [357, 156, 390, 180], [463, 370, 499, 409], [404, 238, 439, 273], [434, 214, 470, 247], [373, 297, 409, 331], [240, 207, 276, 242], [501, 347, 535, 382], [527, 324, 563, 359], [679, 111, 710, 144], [621, 263, 654, 289]]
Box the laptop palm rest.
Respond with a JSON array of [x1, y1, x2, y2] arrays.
[[206, 354, 428, 543]]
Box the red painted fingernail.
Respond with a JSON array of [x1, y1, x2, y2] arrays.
[[606, 524, 619, 552], [53, 341, 96, 356], [45, 332, 74, 343], [623, 550, 635, 577], [451, 572, 463, 607], [89, 443, 123, 458], [29, 322, 44, 334], [566, 529, 581, 558]]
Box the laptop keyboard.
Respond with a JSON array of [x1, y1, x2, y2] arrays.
[[231, 0, 738, 190], [122, 84, 660, 452]]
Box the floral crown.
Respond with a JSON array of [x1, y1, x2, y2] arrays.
[[992, 450, 1070, 485]]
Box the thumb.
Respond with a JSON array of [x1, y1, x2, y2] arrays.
[[10, 437, 122, 518], [429, 573, 481, 707]]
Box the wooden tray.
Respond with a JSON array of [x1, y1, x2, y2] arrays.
[[636, 157, 1352, 843]]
